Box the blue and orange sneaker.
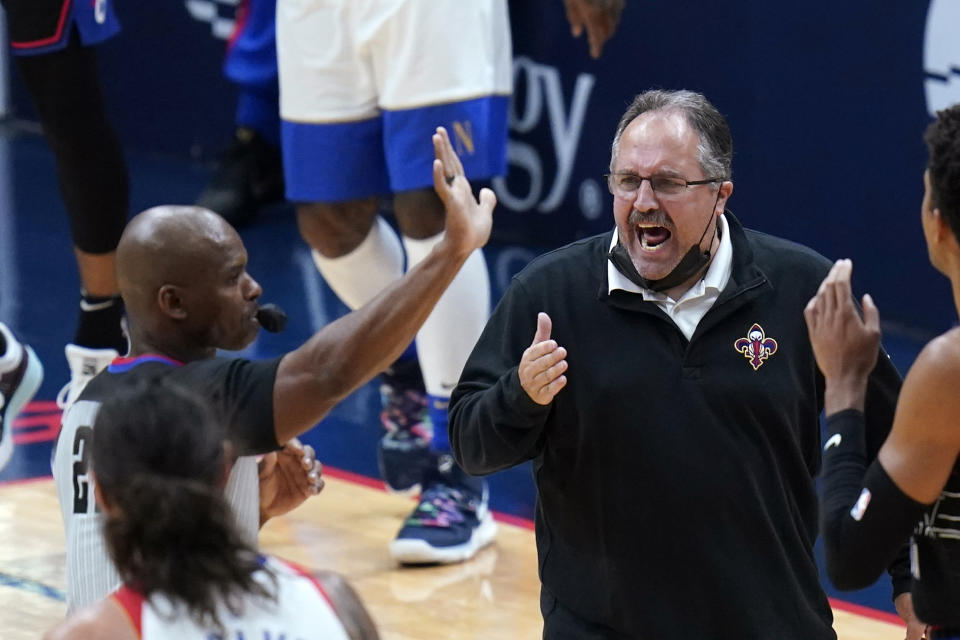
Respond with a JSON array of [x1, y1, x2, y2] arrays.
[[0, 324, 44, 471], [389, 455, 497, 564]]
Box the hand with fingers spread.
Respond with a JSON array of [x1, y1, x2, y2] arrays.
[[431, 126, 496, 258], [562, 0, 626, 59], [519, 312, 568, 405], [258, 437, 324, 526], [804, 259, 881, 411]]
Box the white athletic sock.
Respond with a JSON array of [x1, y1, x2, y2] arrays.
[[0, 323, 23, 373], [311, 216, 405, 310], [402, 233, 490, 398]]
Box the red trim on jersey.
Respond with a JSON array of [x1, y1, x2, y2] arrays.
[[111, 354, 185, 367], [228, 0, 250, 50], [111, 586, 145, 638], [10, 0, 73, 49], [273, 557, 340, 614]]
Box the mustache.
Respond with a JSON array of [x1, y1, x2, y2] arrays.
[[628, 209, 672, 228]]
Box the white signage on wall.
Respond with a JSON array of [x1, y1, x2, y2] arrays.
[[924, 0, 960, 116], [494, 57, 601, 220], [185, 0, 239, 40]]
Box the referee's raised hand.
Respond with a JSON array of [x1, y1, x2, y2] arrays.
[[431, 126, 496, 259]]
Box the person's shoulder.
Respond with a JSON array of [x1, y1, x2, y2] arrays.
[[311, 570, 380, 640], [913, 328, 960, 378], [898, 328, 960, 448], [743, 227, 832, 272], [740, 227, 834, 294], [43, 598, 134, 640]]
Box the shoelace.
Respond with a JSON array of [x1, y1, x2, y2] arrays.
[[407, 484, 478, 528], [55, 382, 73, 410], [56, 366, 100, 409]]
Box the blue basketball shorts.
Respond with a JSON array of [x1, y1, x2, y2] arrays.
[[277, 0, 512, 202]]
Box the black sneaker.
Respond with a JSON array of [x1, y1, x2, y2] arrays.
[[0, 334, 44, 471], [377, 381, 434, 494], [389, 456, 497, 565], [196, 127, 284, 228]]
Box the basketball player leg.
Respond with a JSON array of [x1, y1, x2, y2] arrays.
[[278, 0, 433, 494], [198, 0, 284, 228], [377, 0, 510, 563], [13, 34, 129, 407]]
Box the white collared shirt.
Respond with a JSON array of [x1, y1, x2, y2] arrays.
[[607, 214, 733, 341]]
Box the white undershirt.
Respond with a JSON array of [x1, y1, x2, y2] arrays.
[[607, 214, 733, 341]]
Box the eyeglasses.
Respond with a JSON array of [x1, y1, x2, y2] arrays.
[[605, 172, 720, 198]]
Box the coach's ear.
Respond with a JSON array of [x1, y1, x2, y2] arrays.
[[157, 284, 188, 320]]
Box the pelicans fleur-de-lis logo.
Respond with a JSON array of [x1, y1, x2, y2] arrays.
[[734, 323, 778, 371]]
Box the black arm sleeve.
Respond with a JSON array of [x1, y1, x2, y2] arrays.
[[449, 279, 553, 475], [862, 349, 914, 596], [820, 409, 927, 591]]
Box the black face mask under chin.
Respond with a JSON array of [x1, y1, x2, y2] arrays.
[[607, 192, 721, 293]]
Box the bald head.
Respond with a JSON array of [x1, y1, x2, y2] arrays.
[[116, 206, 262, 359], [117, 206, 246, 330], [117, 206, 236, 301]]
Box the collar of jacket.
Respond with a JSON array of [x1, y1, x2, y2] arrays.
[[598, 211, 771, 322]]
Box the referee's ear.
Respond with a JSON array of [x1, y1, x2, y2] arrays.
[[157, 284, 188, 320]]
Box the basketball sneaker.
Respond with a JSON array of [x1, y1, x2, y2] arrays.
[[56, 344, 117, 411], [377, 382, 435, 494], [0, 325, 44, 471], [377, 359, 434, 494], [196, 127, 284, 229], [389, 455, 497, 565]]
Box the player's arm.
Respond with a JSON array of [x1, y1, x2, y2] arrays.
[[877, 335, 960, 503], [806, 260, 960, 589], [271, 128, 495, 444], [44, 598, 137, 640], [314, 571, 380, 640], [818, 340, 960, 589]]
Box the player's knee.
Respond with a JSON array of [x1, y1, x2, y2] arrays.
[[295, 199, 378, 257], [393, 188, 445, 239]]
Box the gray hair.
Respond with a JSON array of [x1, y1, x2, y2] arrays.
[[609, 89, 733, 181]]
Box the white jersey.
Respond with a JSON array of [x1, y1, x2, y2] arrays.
[[112, 556, 351, 640], [54, 399, 261, 612]]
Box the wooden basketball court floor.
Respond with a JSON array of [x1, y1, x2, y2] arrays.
[[1, 472, 908, 639]]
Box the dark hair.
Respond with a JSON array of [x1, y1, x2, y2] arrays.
[[92, 378, 274, 630], [925, 103, 960, 243], [610, 89, 733, 181]]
